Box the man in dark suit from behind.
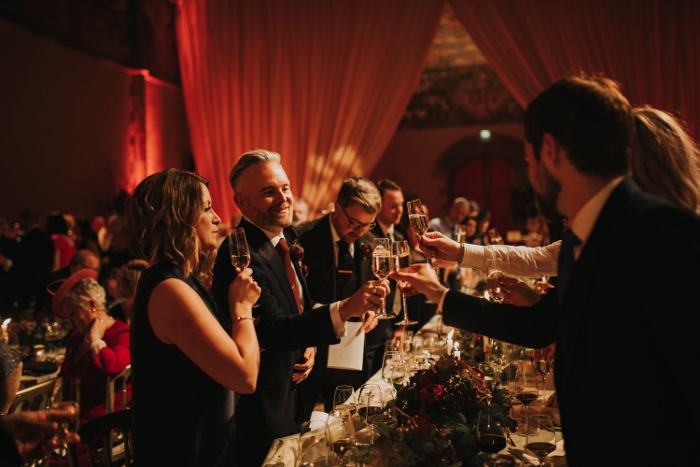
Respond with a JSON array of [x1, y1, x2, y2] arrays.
[[212, 150, 386, 467], [16, 209, 54, 310], [296, 177, 382, 417], [392, 75, 700, 467]]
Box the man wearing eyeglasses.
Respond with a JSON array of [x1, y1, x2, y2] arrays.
[[296, 177, 389, 419]]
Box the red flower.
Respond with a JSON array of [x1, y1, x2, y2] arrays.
[[289, 239, 309, 276], [418, 371, 437, 388], [360, 243, 373, 260], [420, 383, 444, 404]]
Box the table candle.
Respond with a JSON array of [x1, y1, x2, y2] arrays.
[[446, 329, 454, 355], [453, 342, 460, 360]]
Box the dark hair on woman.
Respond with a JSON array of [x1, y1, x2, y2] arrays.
[[122, 169, 214, 277]]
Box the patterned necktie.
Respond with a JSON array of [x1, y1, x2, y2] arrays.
[[336, 240, 354, 299], [275, 238, 303, 313], [557, 229, 581, 305]]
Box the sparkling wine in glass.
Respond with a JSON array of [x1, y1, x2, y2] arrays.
[[484, 258, 507, 303], [454, 223, 467, 244], [371, 238, 394, 319], [51, 376, 80, 465], [476, 408, 508, 454], [228, 228, 251, 272], [525, 414, 557, 465], [407, 199, 429, 236], [392, 240, 418, 326]]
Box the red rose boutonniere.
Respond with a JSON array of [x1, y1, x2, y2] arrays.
[[359, 242, 373, 260], [289, 239, 309, 277]]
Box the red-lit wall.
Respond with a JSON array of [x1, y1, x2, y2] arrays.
[[0, 20, 191, 222]]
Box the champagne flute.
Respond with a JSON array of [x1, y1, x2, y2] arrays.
[[454, 223, 467, 243], [228, 228, 251, 272], [475, 407, 508, 454], [371, 238, 395, 319], [525, 414, 557, 466], [535, 347, 554, 391], [406, 199, 428, 236], [392, 240, 418, 326]]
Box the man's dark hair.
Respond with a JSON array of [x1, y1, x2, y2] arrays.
[[524, 74, 634, 178], [375, 179, 402, 199]]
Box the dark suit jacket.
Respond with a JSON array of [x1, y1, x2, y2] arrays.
[[295, 215, 374, 415], [439, 178, 698, 467], [212, 218, 341, 467]]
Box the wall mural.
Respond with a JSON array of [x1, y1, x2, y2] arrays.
[[399, 64, 524, 130]]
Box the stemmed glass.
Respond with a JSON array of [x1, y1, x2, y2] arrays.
[[332, 384, 356, 414], [475, 407, 508, 454], [488, 228, 504, 245], [525, 414, 557, 466], [381, 351, 407, 387], [407, 199, 438, 273], [392, 240, 417, 326], [297, 419, 332, 467], [484, 258, 506, 303], [535, 347, 554, 392], [228, 227, 251, 272], [371, 238, 395, 319], [51, 376, 80, 466], [513, 362, 542, 436]]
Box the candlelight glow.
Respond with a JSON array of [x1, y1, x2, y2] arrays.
[[447, 329, 454, 340], [2, 318, 10, 326]]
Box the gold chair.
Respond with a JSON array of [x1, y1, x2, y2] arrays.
[[78, 409, 134, 467], [106, 364, 131, 414], [9, 378, 56, 413]]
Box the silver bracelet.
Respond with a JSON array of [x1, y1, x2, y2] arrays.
[[233, 316, 255, 325]]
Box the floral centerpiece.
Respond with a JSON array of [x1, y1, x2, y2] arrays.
[[346, 355, 516, 466]]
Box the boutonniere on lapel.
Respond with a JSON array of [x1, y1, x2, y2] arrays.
[[359, 242, 373, 261], [289, 239, 309, 277]]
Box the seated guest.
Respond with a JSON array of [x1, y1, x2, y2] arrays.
[[51, 269, 131, 423], [108, 259, 148, 324], [0, 342, 23, 415]]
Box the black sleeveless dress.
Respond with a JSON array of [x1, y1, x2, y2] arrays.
[[131, 261, 235, 466]]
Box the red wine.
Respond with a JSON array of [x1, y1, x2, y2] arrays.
[[332, 439, 352, 457], [526, 442, 556, 459], [514, 392, 538, 405], [357, 406, 383, 417], [477, 434, 507, 453]]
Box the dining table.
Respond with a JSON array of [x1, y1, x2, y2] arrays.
[[261, 315, 566, 466]]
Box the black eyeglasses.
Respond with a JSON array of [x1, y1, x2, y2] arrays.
[[340, 204, 376, 230]]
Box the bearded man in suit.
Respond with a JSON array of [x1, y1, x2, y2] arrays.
[[296, 177, 382, 417], [391, 75, 699, 467], [212, 150, 387, 467]]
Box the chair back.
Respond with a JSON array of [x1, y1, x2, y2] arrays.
[[79, 409, 134, 467], [106, 364, 131, 414], [10, 379, 56, 413]]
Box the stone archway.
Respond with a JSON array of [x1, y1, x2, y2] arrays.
[[435, 132, 528, 234]]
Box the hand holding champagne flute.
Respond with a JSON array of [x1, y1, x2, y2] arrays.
[[371, 238, 395, 319], [392, 240, 418, 326]]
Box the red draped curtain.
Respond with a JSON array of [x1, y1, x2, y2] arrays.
[[449, 0, 700, 143], [175, 0, 446, 222]]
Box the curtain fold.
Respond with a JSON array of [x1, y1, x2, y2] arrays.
[[449, 0, 699, 142], [176, 0, 446, 221]]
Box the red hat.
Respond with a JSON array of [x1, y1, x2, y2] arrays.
[[47, 268, 99, 319]]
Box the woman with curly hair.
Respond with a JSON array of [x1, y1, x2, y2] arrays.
[[122, 168, 260, 466]]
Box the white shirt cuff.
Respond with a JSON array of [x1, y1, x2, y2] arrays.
[[460, 243, 486, 269], [330, 301, 347, 338]]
